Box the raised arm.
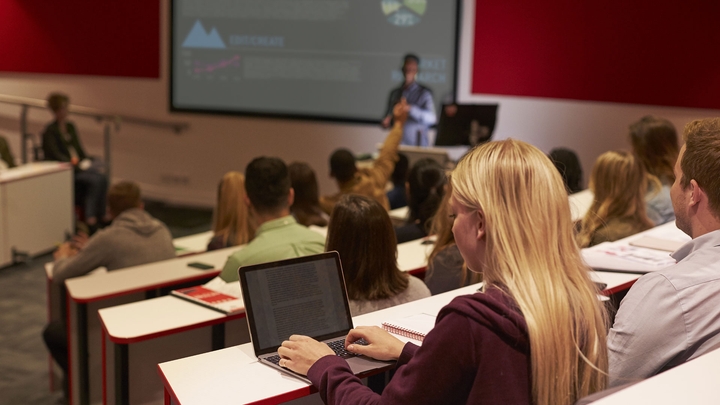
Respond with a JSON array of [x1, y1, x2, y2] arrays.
[[369, 101, 408, 188]]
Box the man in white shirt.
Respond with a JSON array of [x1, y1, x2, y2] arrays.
[[607, 117, 720, 386]]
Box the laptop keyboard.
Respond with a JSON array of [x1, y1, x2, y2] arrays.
[[266, 338, 368, 366]]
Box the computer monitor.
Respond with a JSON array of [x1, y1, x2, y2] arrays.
[[434, 103, 499, 146]]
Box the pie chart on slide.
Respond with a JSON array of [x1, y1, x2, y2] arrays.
[[381, 0, 427, 27]]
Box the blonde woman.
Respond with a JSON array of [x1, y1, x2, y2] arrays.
[[276, 139, 608, 405], [577, 151, 654, 248], [207, 171, 255, 251]]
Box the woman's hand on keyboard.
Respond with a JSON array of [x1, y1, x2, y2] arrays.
[[278, 335, 334, 375], [345, 326, 405, 361]]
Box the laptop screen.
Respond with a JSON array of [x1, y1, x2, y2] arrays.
[[239, 252, 353, 355]]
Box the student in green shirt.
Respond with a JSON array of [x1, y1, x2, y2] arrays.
[[217, 156, 326, 284]]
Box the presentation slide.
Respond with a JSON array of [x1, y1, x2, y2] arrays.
[[171, 0, 459, 123]]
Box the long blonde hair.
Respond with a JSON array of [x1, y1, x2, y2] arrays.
[[577, 151, 654, 248], [452, 139, 608, 405], [212, 171, 255, 247]]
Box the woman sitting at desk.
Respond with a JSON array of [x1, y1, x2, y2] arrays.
[[207, 171, 255, 251], [326, 194, 429, 316], [42, 92, 108, 232], [577, 150, 654, 248], [394, 158, 446, 243], [278, 139, 609, 404]]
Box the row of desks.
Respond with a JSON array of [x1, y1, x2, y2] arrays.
[[155, 270, 646, 405], [53, 191, 683, 404]]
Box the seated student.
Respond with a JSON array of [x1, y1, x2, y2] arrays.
[[576, 151, 654, 248], [549, 147, 583, 193], [386, 153, 409, 209], [320, 100, 407, 214], [395, 158, 446, 243], [43, 181, 175, 398], [423, 180, 479, 295], [50, 181, 176, 283], [288, 162, 329, 227], [0, 135, 16, 170], [577, 151, 653, 247], [42, 92, 108, 231], [608, 118, 720, 386], [211, 157, 326, 290], [207, 171, 255, 251], [326, 194, 430, 316], [277, 139, 609, 405], [629, 115, 679, 225]]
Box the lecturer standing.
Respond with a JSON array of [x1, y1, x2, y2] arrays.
[[382, 54, 437, 147]]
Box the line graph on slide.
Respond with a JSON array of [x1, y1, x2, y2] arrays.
[[193, 55, 241, 74]]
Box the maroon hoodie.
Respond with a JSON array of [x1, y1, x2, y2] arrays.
[[307, 287, 531, 404]]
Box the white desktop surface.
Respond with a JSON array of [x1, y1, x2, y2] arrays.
[[397, 237, 435, 273], [388, 206, 409, 221], [582, 222, 689, 274], [593, 347, 720, 405], [569, 189, 593, 222], [99, 296, 237, 343], [65, 245, 240, 302], [0, 161, 73, 268], [173, 231, 213, 255], [0, 161, 70, 182], [159, 283, 482, 405]]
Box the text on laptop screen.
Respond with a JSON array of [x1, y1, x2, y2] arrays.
[[244, 256, 351, 350]]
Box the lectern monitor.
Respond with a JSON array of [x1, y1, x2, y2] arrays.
[[434, 104, 498, 146]]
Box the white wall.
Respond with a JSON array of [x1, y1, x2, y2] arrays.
[[0, 0, 717, 207]]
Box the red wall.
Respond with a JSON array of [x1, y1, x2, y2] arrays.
[[0, 0, 159, 78], [472, 1, 720, 110]]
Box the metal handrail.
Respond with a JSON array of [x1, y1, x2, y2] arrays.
[[0, 94, 190, 179]]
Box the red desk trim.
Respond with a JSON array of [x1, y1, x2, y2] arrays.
[[601, 279, 638, 296]]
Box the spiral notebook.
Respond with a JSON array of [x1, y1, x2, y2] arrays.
[[382, 313, 437, 342]]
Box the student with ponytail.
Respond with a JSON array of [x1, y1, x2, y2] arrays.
[[277, 139, 609, 405]]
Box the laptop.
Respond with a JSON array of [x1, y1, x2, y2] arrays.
[[238, 251, 392, 383]]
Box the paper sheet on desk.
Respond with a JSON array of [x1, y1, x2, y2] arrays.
[[593, 244, 676, 267]]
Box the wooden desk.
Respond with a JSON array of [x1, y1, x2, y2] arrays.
[[591, 347, 720, 405], [63, 246, 240, 405], [582, 222, 689, 274], [0, 162, 73, 267]]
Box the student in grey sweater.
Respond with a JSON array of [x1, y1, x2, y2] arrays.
[[44, 182, 175, 398], [51, 181, 176, 283]]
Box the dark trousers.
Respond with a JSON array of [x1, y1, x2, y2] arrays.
[[43, 320, 69, 397], [74, 169, 108, 220]]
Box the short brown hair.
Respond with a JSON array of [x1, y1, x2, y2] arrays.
[[47, 93, 69, 112], [680, 118, 720, 216], [107, 182, 142, 216], [326, 194, 408, 300]]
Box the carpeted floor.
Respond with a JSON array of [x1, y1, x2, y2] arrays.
[[0, 201, 212, 405]]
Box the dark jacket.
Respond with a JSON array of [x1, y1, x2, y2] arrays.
[[307, 287, 531, 405], [42, 121, 87, 163]]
